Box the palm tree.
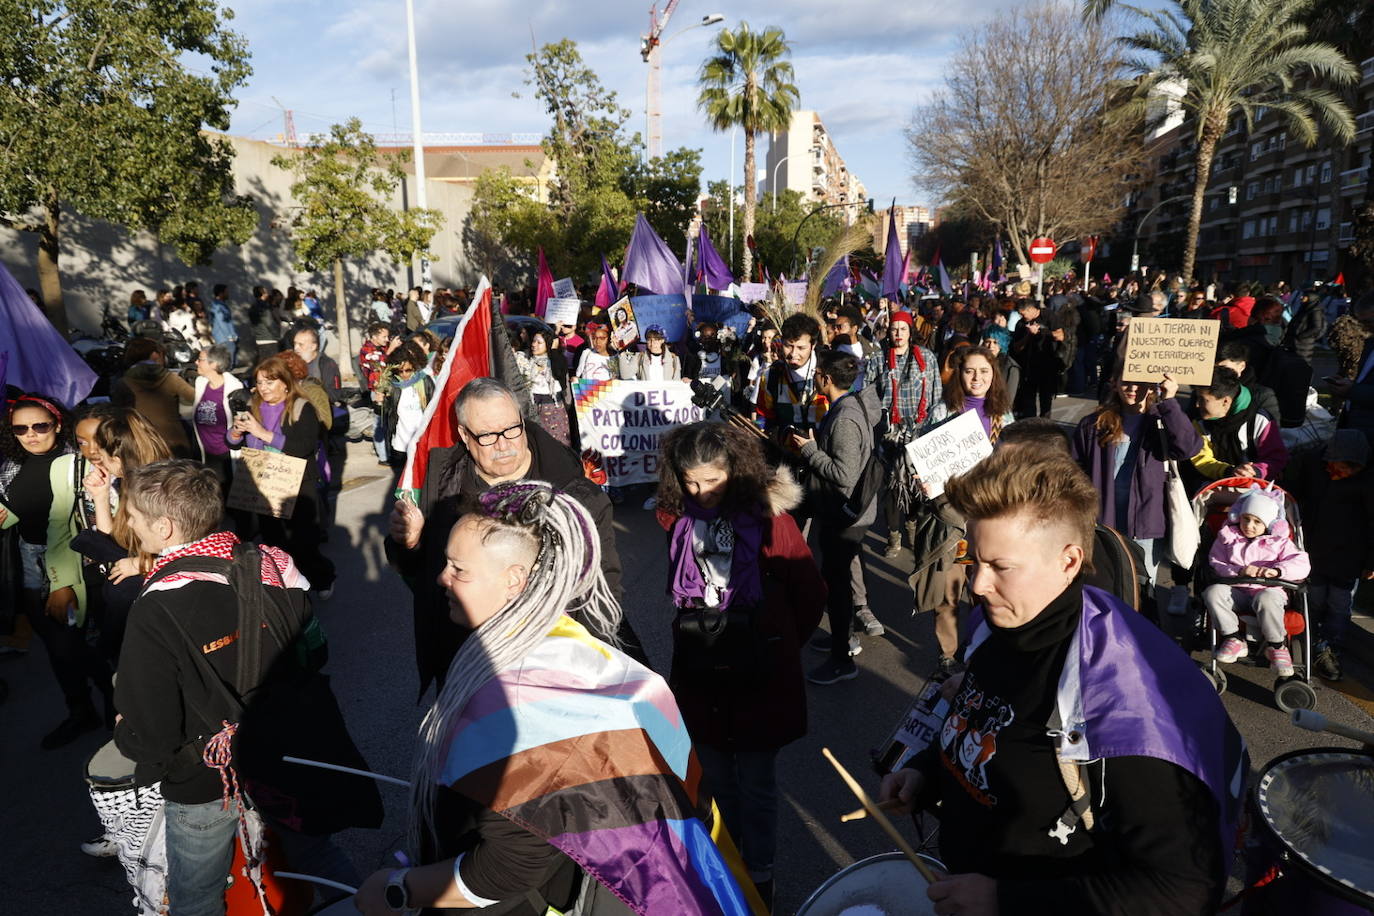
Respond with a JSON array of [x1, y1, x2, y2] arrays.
[[697, 23, 799, 281], [1106, 0, 1358, 281]]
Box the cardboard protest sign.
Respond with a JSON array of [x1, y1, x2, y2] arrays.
[[607, 296, 640, 349], [1121, 317, 1220, 387], [226, 447, 307, 519], [903, 408, 994, 498], [782, 282, 807, 305], [628, 294, 689, 342], [574, 380, 704, 485], [543, 297, 581, 328], [552, 277, 577, 299]]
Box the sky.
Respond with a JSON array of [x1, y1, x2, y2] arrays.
[[219, 0, 1076, 209]]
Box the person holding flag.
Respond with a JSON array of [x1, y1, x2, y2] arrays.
[[386, 281, 642, 691]]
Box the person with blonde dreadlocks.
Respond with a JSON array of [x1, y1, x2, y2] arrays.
[[356, 482, 763, 916]]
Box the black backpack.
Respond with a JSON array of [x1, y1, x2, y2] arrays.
[[148, 542, 383, 835]]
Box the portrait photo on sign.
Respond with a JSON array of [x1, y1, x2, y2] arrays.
[[608, 297, 640, 349]]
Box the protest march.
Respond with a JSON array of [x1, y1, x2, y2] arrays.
[[4, 0, 1374, 913]]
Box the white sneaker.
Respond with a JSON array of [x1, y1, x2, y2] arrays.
[[80, 835, 118, 858]]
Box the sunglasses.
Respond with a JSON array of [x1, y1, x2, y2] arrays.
[[12, 422, 55, 435]]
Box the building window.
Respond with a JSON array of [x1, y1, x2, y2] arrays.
[[1243, 219, 1256, 239], [1289, 211, 1299, 233], [1247, 181, 1260, 199], [1256, 106, 1268, 122], [1251, 141, 1264, 161], [1267, 215, 1279, 235], [1316, 208, 1331, 230], [1305, 164, 1316, 183], [1320, 161, 1333, 183], [1209, 196, 1220, 211], [1301, 210, 1313, 230]]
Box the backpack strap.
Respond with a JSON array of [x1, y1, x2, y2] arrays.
[[1047, 705, 1100, 845]]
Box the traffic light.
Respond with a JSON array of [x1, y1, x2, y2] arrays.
[[866, 198, 875, 214]]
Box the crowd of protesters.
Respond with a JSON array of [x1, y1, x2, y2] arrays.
[[4, 262, 1373, 915]]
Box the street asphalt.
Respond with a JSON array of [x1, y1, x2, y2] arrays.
[[3, 427, 1373, 916]]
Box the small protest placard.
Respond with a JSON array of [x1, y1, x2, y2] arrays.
[[629, 295, 689, 342], [227, 447, 306, 519], [904, 409, 994, 498], [1121, 317, 1220, 387], [543, 297, 581, 328], [736, 282, 769, 303], [551, 277, 577, 299], [607, 296, 640, 349]]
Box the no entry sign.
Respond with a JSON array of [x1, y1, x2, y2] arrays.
[[1029, 238, 1057, 264], [1080, 236, 1099, 263]]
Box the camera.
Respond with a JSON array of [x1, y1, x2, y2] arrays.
[[688, 377, 729, 413], [227, 389, 252, 417]]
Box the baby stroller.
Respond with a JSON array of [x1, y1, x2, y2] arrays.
[[1189, 477, 1317, 714]]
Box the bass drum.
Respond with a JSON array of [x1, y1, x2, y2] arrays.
[[1244, 747, 1374, 915], [797, 852, 943, 916]]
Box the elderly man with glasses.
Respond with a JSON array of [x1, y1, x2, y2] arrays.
[[386, 377, 639, 692]]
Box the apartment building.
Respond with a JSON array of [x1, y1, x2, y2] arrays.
[[763, 110, 869, 222], [1126, 52, 1374, 286]]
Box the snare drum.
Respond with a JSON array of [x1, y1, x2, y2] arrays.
[[796, 852, 944, 916], [1244, 747, 1374, 914], [85, 740, 167, 915]]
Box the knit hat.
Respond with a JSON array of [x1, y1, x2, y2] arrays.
[[1325, 429, 1371, 466], [890, 310, 914, 328], [1231, 489, 1281, 531]]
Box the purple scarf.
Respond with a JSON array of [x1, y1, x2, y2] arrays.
[[668, 500, 765, 610], [963, 395, 992, 436], [967, 586, 1248, 876], [246, 400, 287, 451]]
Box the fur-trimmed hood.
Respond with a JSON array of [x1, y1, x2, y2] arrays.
[[764, 464, 802, 517]]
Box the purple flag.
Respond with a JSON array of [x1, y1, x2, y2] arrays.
[[622, 213, 682, 296], [535, 247, 554, 319], [882, 204, 904, 299], [822, 254, 849, 297], [697, 226, 733, 290], [0, 263, 97, 407]]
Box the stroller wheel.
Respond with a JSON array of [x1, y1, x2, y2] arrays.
[[1203, 667, 1228, 695], [1274, 678, 1317, 714]]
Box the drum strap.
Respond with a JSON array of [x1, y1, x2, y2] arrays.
[[1047, 707, 1102, 846]]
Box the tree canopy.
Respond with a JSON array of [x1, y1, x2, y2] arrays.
[[0, 0, 258, 330], [468, 40, 702, 285]]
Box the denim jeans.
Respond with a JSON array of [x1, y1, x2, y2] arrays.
[[1308, 573, 1357, 647], [695, 744, 780, 882], [165, 797, 240, 916]]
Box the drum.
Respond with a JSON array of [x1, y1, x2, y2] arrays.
[[796, 852, 943, 916], [85, 740, 167, 915], [1245, 747, 1374, 914]]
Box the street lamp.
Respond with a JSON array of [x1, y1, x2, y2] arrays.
[[644, 14, 725, 160], [1131, 193, 1191, 273], [771, 155, 792, 213]]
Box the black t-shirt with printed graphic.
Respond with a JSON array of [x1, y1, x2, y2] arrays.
[[909, 579, 1222, 915]]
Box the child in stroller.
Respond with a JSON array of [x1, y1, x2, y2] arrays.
[[1202, 488, 1310, 677]]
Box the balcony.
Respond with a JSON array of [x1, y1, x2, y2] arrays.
[[1358, 111, 1374, 136], [1363, 57, 1374, 83], [1340, 167, 1369, 194]]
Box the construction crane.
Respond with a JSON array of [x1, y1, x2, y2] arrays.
[[640, 3, 723, 160], [271, 96, 297, 147]]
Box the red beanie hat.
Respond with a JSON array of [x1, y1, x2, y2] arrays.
[[890, 310, 914, 328]]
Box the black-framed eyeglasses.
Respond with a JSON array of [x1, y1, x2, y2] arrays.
[[467, 421, 524, 447], [12, 422, 54, 435]]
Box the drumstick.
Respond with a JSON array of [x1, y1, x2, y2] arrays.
[[821, 747, 939, 885], [281, 755, 411, 787], [840, 798, 904, 822], [273, 872, 358, 895], [1291, 709, 1374, 746]]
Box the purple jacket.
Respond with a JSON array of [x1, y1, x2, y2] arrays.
[[1207, 523, 1310, 592], [967, 586, 1249, 876], [1072, 397, 1201, 540]]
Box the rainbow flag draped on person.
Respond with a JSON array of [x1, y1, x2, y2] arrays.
[[439, 615, 766, 915]]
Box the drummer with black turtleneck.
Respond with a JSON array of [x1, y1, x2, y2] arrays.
[[879, 448, 1246, 916]]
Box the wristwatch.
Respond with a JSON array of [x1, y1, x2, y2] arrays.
[[384, 868, 412, 912]]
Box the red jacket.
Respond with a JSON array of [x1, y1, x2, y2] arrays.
[[1211, 296, 1254, 329], [657, 469, 827, 751]]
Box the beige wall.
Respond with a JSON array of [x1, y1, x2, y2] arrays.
[[0, 134, 477, 341]]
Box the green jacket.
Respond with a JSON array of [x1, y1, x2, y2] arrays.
[[0, 453, 87, 624]]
